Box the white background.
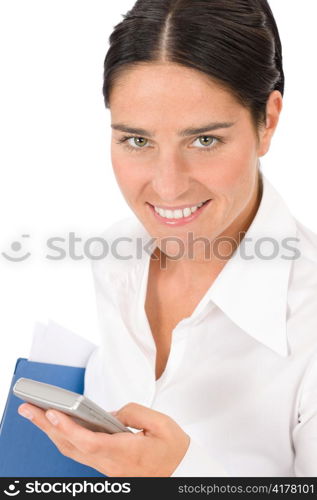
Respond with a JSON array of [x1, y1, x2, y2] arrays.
[[0, 0, 316, 417]]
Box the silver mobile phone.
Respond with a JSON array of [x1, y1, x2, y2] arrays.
[[13, 377, 133, 434]]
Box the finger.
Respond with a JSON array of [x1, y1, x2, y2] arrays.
[[44, 408, 110, 455], [18, 403, 107, 455], [18, 403, 76, 456], [18, 403, 53, 434], [115, 402, 171, 434]]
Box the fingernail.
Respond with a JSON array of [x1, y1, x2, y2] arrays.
[[19, 408, 33, 421], [46, 411, 59, 426]]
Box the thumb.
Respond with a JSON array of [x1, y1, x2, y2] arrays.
[[113, 402, 169, 434]]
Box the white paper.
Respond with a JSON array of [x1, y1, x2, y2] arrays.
[[28, 319, 98, 367]]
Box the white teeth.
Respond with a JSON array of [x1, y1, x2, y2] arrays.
[[183, 207, 192, 217], [154, 201, 208, 219], [165, 210, 173, 219], [174, 209, 183, 219]]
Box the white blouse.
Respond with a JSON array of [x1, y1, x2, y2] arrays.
[[84, 171, 317, 477]]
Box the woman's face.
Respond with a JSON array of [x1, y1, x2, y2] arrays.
[[109, 62, 281, 260]]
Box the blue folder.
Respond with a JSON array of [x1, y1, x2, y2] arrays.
[[0, 358, 106, 477]]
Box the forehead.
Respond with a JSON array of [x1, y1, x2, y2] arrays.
[[109, 62, 242, 121]]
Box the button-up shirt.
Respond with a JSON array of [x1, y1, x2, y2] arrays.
[[84, 170, 317, 477]]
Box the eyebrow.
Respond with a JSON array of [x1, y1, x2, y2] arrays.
[[111, 121, 236, 138]]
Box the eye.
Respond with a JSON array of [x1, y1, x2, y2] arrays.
[[192, 136, 220, 151], [116, 135, 149, 152], [130, 137, 148, 148]]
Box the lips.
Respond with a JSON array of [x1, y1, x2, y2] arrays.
[[147, 198, 212, 226], [150, 199, 211, 212]]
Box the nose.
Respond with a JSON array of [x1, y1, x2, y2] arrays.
[[151, 150, 190, 202]]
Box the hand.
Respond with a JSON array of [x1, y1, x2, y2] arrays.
[[17, 402, 190, 477]]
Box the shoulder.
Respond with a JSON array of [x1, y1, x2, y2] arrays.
[[288, 217, 317, 343], [295, 218, 317, 264], [291, 217, 317, 288]]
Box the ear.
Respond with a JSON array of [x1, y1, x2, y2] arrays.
[[257, 90, 283, 157]]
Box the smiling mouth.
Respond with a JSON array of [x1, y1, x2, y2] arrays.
[[147, 199, 211, 220]]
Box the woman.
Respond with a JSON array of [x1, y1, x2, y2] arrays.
[[18, 0, 317, 477]]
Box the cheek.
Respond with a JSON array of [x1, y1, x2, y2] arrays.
[[203, 139, 257, 193], [111, 153, 151, 202], [111, 146, 132, 182]]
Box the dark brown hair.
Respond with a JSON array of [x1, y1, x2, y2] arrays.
[[102, 0, 284, 131]]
